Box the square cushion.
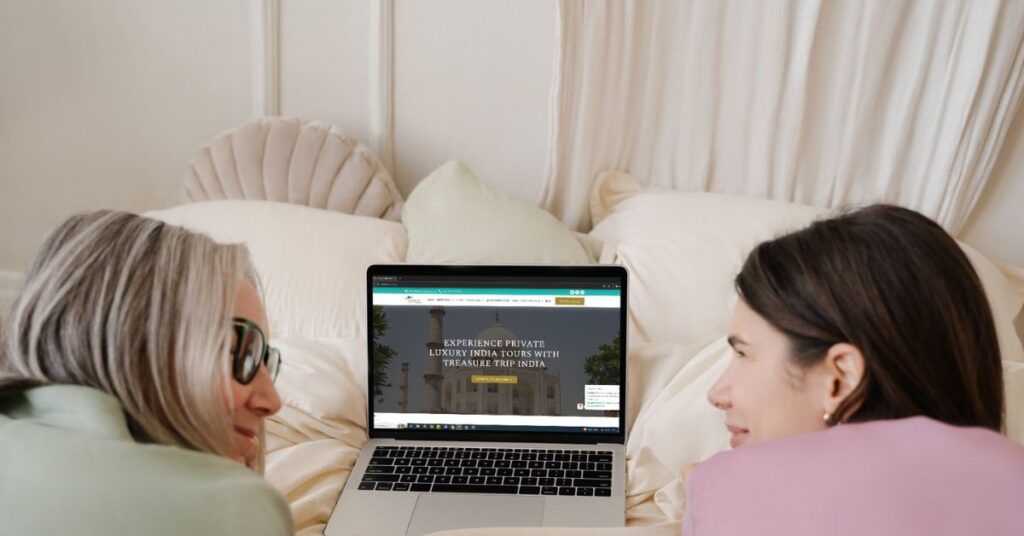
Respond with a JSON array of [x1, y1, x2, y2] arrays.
[[402, 161, 593, 265]]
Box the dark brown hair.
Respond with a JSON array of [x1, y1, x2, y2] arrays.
[[736, 204, 1004, 432]]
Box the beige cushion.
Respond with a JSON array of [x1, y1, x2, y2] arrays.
[[147, 201, 407, 339], [402, 161, 593, 264], [262, 337, 367, 534], [588, 171, 1024, 366], [183, 117, 404, 221], [590, 177, 822, 346]]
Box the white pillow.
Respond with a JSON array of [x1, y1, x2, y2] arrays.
[[589, 173, 1024, 366], [147, 200, 407, 339], [591, 186, 823, 346], [269, 337, 367, 423], [402, 161, 593, 264], [262, 337, 368, 534]]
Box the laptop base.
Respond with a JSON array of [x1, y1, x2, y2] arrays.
[[325, 439, 626, 536]]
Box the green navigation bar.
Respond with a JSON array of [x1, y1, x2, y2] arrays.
[[372, 288, 621, 296]]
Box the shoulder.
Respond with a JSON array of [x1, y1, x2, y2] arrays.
[[1, 422, 292, 535], [185, 466, 294, 535], [686, 418, 1024, 535], [126, 445, 294, 535], [698, 417, 1024, 476]]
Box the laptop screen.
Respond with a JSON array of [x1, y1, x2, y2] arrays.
[[367, 265, 626, 442]]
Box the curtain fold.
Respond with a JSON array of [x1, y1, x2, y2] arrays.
[[542, 0, 1024, 233]]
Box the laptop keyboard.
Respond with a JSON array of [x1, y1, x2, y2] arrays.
[[357, 446, 615, 497]]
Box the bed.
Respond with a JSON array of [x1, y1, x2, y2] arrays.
[[147, 119, 1024, 535]]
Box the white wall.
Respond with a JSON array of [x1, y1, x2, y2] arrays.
[[0, 0, 255, 274], [0, 0, 1021, 291], [391, 0, 553, 202], [278, 0, 371, 145], [276, 0, 554, 201]]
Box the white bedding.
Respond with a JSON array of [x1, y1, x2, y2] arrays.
[[149, 188, 1024, 535], [263, 335, 1024, 535], [261, 336, 733, 535]]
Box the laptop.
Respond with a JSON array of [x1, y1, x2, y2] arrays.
[[325, 264, 628, 535]]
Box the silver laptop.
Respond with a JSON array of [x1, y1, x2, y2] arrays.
[[325, 264, 628, 535]]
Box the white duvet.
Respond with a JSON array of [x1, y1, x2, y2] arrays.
[[263, 337, 731, 535], [149, 192, 1024, 536], [263, 335, 1024, 536]]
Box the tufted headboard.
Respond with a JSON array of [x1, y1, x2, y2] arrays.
[[182, 117, 404, 221]]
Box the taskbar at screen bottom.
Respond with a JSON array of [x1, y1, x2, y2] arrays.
[[375, 423, 620, 434]]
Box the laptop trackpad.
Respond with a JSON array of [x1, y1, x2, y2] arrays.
[[406, 494, 544, 535]]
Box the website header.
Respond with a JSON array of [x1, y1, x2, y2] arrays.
[[372, 288, 620, 308]]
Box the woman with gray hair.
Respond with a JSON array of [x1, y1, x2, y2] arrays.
[[0, 210, 292, 535]]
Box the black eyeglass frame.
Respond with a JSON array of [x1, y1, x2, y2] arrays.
[[230, 317, 282, 385]]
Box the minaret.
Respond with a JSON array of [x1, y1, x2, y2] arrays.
[[398, 362, 410, 412], [423, 306, 445, 412]]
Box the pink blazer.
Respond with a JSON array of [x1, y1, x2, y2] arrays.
[[683, 417, 1024, 536]]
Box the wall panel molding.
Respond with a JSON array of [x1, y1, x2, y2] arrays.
[[250, 0, 281, 117], [369, 0, 395, 174]]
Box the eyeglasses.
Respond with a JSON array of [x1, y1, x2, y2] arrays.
[[230, 317, 282, 385]]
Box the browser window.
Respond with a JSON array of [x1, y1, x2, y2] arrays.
[[370, 275, 622, 434]]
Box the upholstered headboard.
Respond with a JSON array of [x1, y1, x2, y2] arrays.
[[183, 117, 404, 221]]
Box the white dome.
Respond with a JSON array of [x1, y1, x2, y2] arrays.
[[476, 312, 517, 344], [477, 323, 516, 343]]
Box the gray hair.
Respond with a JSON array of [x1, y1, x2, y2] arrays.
[[0, 210, 255, 461]]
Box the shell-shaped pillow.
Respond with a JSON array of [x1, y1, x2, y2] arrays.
[[183, 117, 404, 221]]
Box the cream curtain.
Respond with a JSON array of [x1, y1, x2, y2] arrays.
[[541, 0, 1024, 232]]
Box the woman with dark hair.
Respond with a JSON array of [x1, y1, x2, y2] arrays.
[[685, 205, 1024, 535]]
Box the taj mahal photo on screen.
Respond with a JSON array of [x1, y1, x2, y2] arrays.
[[372, 305, 621, 418]]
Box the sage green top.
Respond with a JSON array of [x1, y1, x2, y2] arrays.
[[0, 384, 293, 535]]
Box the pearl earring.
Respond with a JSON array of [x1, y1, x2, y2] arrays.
[[822, 412, 832, 423]]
